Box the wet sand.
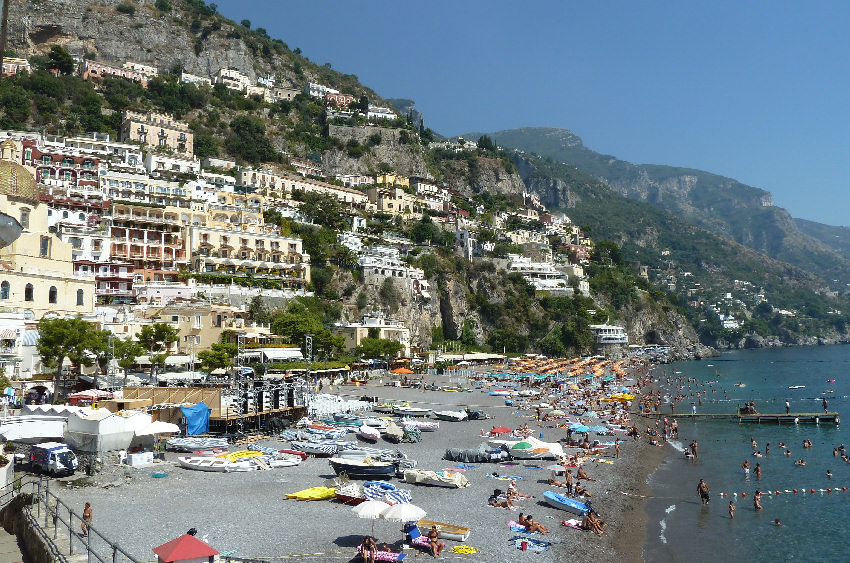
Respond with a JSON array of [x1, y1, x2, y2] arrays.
[[50, 378, 664, 561]]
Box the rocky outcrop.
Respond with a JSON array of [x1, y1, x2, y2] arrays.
[[438, 157, 526, 197], [323, 125, 427, 177], [513, 156, 576, 209]]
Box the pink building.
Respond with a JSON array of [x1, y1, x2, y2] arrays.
[[82, 61, 149, 88], [1, 57, 31, 77]]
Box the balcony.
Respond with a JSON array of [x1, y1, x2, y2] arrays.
[[96, 288, 135, 296], [0, 346, 19, 356]]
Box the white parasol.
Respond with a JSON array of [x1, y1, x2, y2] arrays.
[[353, 500, 391, 536], [381, 502, 426, 522]]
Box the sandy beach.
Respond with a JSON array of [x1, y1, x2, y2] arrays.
[[49, 375, 665, 562]]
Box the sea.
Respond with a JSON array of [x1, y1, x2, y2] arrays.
[[643, 345, 850, 562]]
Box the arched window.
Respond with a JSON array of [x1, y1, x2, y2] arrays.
[[48, 286, 57, 304], [76, 289, 84, 306], [24, 284, 33, 302], [0, 281, 8, 299]]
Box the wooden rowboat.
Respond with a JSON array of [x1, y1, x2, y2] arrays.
[[415, 519, 471, 542]]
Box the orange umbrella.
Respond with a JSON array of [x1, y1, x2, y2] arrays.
[[392, 367, 414, 374]]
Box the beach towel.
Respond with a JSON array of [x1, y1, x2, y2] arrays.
[[449, 545, 478, 554], [510, 536, 550, 553], [508, 520, 539, 534], [357, 545, 406, 561], [562, 519, 583, 530], [523, 465, 545, 470], [488, 474, 523, 481]]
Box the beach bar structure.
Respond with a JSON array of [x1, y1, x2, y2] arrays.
[[122, 383, 307, 433]]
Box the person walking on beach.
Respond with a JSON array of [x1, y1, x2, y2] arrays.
[[81, 503, 92, 537], [615, 441, 620, 459], [729, 500, 736, 520], [697, 479, 710, 505], [690, 440, 699, 459], [786, 400, 790, 414]]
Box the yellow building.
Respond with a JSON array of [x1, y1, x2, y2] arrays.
[[120, 111, 193, 156], [375, 173, 410, 188], [0, 157, 95, 319], [367, 186, 420, 218]]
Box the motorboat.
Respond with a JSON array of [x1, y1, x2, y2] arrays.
[[373, 403, 397, 414], [403, 469, 470, 488], [434, 410, 468, 422], [334, 413, 362, 424], [329, 457, 396, 479], [362, 417, 388, 431], [358, 424, 381, 442], [290, 441, 340, 456], [393, 406, 432, 417], [788, 385, 805, 389], [543, 491, 590, 515]]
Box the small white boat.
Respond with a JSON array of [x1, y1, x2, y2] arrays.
[[403, 420, 439, 432], [358, 424, 381, 442], [362, 417, 388, 431], [434, 410, 468, 422], [268, 454, 303, 468], [393, 406, 432, 417], [177, 456, 255, 472], [789, 385, 805, 389]]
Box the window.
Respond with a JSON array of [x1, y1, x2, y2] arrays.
[[20, 210, 28, 229], [24, 284, 33, 302], [39, 236, 50, 257], [48, 286, 57, 304], [76, 289, 84, 306], [0, 281, 8, 299], [194, 315, 202, 329]]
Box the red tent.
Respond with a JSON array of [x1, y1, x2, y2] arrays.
[[153, 534, 219, 563]]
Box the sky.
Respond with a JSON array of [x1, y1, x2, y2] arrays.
[[215, 1, 850, 226]]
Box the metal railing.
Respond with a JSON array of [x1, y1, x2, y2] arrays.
[[0, 477, 143, 563]]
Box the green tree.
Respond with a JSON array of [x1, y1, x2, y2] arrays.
[[113, 337, 145, 387], [37, 318, 97, 398], [47, 46, 75, 75], [155, 0, 172, 10], [116, 1, 136, 15], [240, 19, 251, 28], [198, 342, 237, 373], [354, 337, 404, 359], [225, 116, 278, 163], [247, 296, 269, 324], [137, 323, 179, 383]]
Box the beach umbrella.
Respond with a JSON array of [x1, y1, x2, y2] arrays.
[[512, 441, 534, 450], [573, 424, 591, 433], [353, 500, 391, 536], [602, 375, 615, 382], [382, 502, 427, 523], [392, 367, 414, 374], [490, 426, 511, 435]]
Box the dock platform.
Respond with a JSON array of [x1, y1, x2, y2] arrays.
[[641, 412, 840, 424]]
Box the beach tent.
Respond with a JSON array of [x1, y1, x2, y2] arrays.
[[153, 533, 218, 563], [180, 402, 211, 436], [65, 409, 153, 452]]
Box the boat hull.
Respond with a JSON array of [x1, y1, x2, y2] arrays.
[[543, 491, 589, 515], [329, 458, 396, 479]]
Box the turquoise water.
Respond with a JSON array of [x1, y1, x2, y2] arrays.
[[644, 345, 849, 562]]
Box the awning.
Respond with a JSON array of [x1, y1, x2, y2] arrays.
[[136, 354, 193, 366], [135, 421, 180, 436], [0, 329, 18, 339], [261, 348, 304, 361], [420, 290, 431, 299]]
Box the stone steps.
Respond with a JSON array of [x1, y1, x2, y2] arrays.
[[0, 527, 24, 563]]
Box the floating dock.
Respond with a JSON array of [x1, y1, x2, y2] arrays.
[[641, 411, 840, 424]]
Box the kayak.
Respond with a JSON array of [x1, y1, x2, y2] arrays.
[[286, 486, 337, 501]]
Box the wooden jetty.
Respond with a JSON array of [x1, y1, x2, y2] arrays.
[[641, 411, 840, 424]]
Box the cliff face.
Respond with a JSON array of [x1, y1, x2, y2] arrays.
[[323, 125, 428, 177], [437, 157, 526, 198]]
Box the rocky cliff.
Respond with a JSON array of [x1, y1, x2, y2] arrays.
[[8, 0, 381, 97], [323, 125, 428, 177], [436, 157, 526, 197]]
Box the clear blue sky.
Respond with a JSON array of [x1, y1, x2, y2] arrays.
[[215, 1, 850, 226]]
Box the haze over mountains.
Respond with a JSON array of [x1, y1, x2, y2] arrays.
[[463, 127, 850, 291]]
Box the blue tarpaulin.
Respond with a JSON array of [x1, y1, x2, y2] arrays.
[[180, 402, 211, 435]]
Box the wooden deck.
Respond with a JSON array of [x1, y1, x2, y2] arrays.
[[641, 412, 840, 424]]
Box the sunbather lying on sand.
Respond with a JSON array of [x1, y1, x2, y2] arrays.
[[574, 483, 592, 498], [488, 489, 516, 510]]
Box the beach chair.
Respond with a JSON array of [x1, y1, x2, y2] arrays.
[[403, 523, 432, 552]]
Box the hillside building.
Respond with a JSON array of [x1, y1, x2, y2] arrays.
[[334, 313, 411, 357], [120, 111, 193, 156]]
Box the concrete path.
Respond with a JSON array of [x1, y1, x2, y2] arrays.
[[0, 527, 24, 563]]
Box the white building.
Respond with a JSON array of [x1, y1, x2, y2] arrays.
[[334, 313, 411, 357], [0, 313, 26, 380], [588, 324, 629, 345], [180, 71, 212, 86], [305, 82, 339, 98], [43, 133, 144, 172], [336, 174, 375, 187], [508, 254, 570, 292], [144, 152, 201, 176], [367, 105, 396, 120], [215, 68, 251, 92], [201, 156, 237, 170], [122, 61, 158, 77]]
